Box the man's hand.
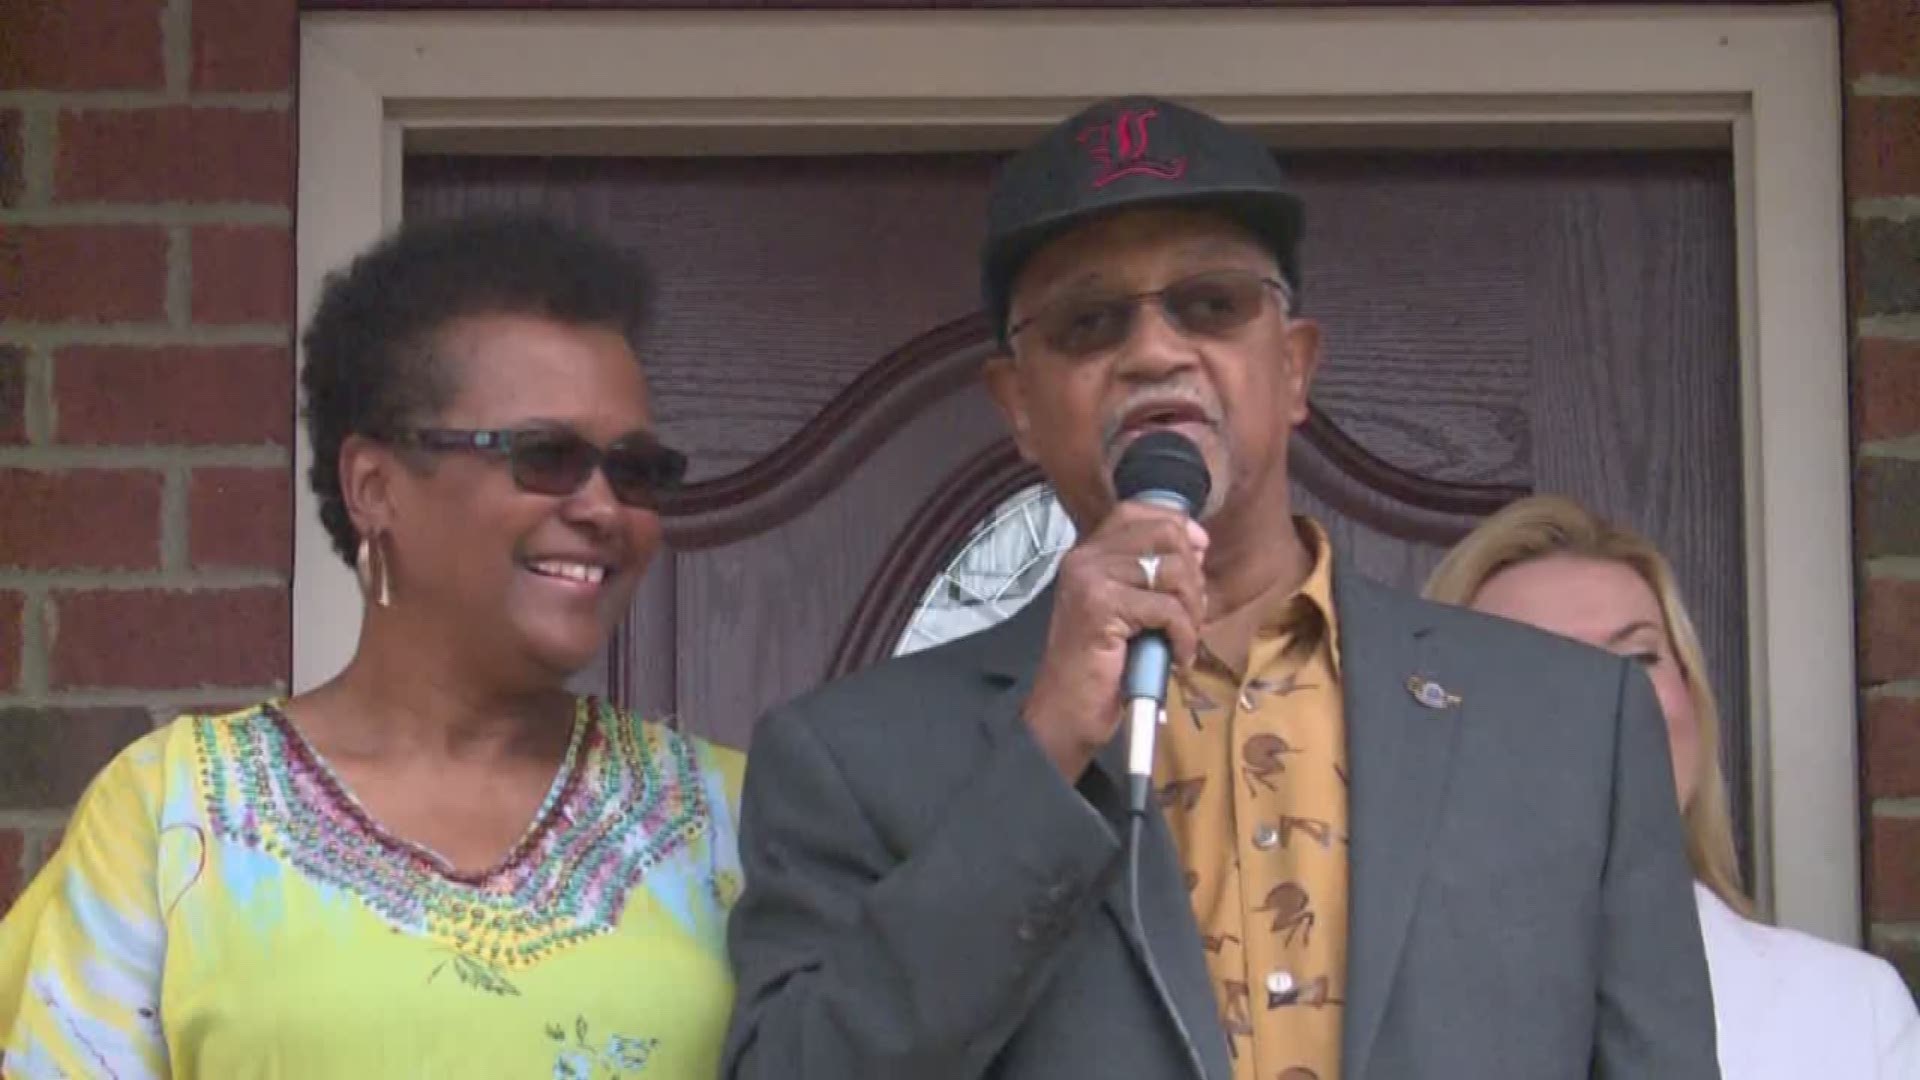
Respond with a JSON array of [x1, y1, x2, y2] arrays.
[[1023, 503, 1209, 780]]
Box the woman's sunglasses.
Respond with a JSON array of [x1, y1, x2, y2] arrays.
[[1006, 268, 1292, 359], [397, 426, 688, 509]]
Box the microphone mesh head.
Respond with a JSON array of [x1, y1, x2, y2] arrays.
[[1113, 430, 1212, 511]]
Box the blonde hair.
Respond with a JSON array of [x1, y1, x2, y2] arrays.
[[1424, 495, 1753, 917]]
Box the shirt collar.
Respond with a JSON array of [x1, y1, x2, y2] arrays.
[[1197, 516, 1341, 678]]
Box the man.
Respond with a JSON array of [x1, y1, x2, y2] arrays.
[[721, 96, 1717, 1079]]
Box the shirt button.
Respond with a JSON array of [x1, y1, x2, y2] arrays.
[[1266, 970, 1300, 1005], [1252, 823, 1280, 850]]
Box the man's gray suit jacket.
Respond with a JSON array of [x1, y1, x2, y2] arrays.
[[721, 569, 1719, 1079]]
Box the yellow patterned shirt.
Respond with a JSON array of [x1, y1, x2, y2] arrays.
[[0, 699, 743, 1079], [1156, 518, 1346, 1080]]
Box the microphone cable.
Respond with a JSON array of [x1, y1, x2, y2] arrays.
[[1126, 761, 1210, 1080], [1111, 429, 1216, 1077]]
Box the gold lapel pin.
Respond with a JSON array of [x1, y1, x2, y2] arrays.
[[1406, 675, 1461, 710]]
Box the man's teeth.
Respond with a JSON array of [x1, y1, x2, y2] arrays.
[[528, 561, 606, 584]]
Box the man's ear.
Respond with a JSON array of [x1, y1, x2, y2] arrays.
[[339, 433, 399, 540], [983, 351, 1040, 463], [1281, 317, 1322, 426]]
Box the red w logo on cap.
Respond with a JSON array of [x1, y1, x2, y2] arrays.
[[1077, 108, 1188, 189]]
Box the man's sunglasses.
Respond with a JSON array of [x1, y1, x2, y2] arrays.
[[397, 426, 688, 508], [1006, 268, 1292, 359]]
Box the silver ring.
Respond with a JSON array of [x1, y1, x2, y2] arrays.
[[1138, 555, 1162, 591]]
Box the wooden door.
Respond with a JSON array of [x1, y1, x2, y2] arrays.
[[406, 147, 1745, 860]]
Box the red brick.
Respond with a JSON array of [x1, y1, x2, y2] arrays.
[[1859, 337, 1920, 442], [53, 345, 292, 446], [0, 226, 168, 323], [0, 707, 152, 809], [1861, 457, 1920, 558], [0, 0, 166, 91], [1848, 98, 1920, 202], [192, 0, 297, 92], [0, 108, 23, 209], [0, 344, 25, 445], [51, 588, 287, 690], [1846, 0, 1920, 81], [55, 108, 292, 205], [1870, 815, 1920, 922], [190, 468, 291, 571], [0, 470, 162, 570], [0, 591, 22, 692], [191, 226, 293, 324], [1863, 577, 1920, 685], [1866, 694, 1920, 799], [1858, 217, 1920, 317], [0, 828, 20, 913]]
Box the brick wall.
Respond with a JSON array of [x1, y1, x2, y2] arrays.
[[1850, 0, 1920, 994], [0, 0, 296, 904]]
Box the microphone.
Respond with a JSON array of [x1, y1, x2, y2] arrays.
[[1111, 430, 1212, 817]]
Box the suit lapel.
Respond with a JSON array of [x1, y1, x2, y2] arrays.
[[975, 589, 1231, 1079], [1337, 571, 1465, 1080]]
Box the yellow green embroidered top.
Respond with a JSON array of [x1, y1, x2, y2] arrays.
[[0, 699, 743, 1079]]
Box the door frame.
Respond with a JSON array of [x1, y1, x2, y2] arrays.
[[295, 4, 1855, 942]]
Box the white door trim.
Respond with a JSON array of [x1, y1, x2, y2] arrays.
[[296, 4, 1856, 943]]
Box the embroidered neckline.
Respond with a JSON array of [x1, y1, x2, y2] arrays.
[[191, 699, 713, 968], [263, 698, 591, 886]]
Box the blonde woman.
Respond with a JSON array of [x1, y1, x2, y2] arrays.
[[1426, 494, 1918, 1080]]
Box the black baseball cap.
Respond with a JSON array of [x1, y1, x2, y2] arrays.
[[981, 96, 1305, 345]]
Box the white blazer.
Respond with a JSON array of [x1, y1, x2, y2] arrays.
[[1698, 883, 1920, 1079]]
